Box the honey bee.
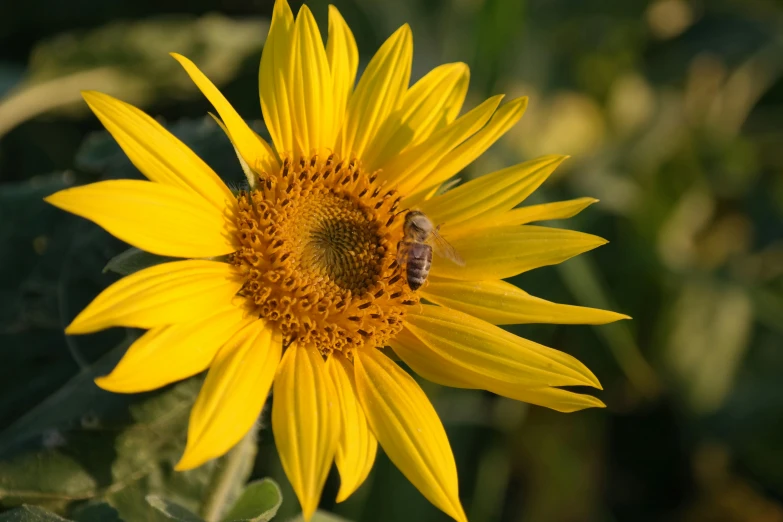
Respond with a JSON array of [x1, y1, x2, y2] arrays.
[[397, 210, 465, 291]]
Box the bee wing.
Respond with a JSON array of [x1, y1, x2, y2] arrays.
[[396, 241, 408, 267], [430, 229, 465, 266]]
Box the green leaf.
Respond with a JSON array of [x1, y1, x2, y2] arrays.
[[0, 505, 72, 521], [0, 172, 96, 427], [222, 479, 282, 522], [102, 248, 175, 276], [105, 379, 207, 522], [146, 495, 205, 522], [0, 338, 132, 454], [200, 431, 258, 522], [103, 377, 261, 522], [0, 451, 97, 513], [69, 502, 122, 522], [0, 170, 132, 442]]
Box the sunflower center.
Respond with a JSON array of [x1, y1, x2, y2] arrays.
[[231, 154, 418, 355], [283, 190, 381, 294]]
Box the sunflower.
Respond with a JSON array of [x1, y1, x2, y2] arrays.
[[45, 1, 628, 520]]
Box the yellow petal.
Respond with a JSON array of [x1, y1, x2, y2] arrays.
[[95, 305, 251, 393], [45, 180, 237, 258], [402, 304, 601, 388], [209, 113, 260, 188], [289, 5, 335, 157], [487, 381, 606, 412], [81, 91, 234, 212], [430, 224, 607, 281], [422, 278, 629, 325], [381, 95, 504, 194], [418, 154, 566, 228], [260, 0, 296, 156], [390, 333, 605, 413], [487, 197, 599, 226], [354, 348, 466, 522], [176, 320, 281, 470], [399, 177, 462, 209], [326, 353, 378, 503], [273, 344, 340, 521], [171, 53, 279, 176], [326, 5, 358, 135], [362, 63, 470, 171], [336, 25, 412, 161], [65, 260, 243, 334], [418, 96, 528, 194], [441, 71, 470, 124]]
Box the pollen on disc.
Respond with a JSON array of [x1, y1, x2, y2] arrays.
[[230, 154, 419, 355]]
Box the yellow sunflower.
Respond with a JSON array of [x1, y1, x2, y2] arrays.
[[45, 1, 628, 520]]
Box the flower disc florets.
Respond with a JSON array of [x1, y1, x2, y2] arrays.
[[231, 154, 418, 355]]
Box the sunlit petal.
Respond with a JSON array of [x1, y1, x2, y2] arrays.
[[326, 353, 378, 502], [95, 305, 252, 393], [81, 91, 234, 212], [208, 113, 261, 188], [65, 260, 243, 334], [354, 348, 467, 522], [290, 5, 335, 157], [494, 197, 600, 226], [171, 53, 279, 175], [402, 304, 601, 388], [380, 95, 503, 193], [391, 331, 605, 413], [176, 320, 281, 470], [273, 343, 340, 520], [363, 63, 470, 170], [418, 154, 566, 227], [422, 278, 629, 325], [326, 5, 358, 137], [45, 180, 237, 258], [260, 0, 296, 156], [336, 25, 412, 160], [417, 96, 528, 194], [430, 224, 607, 281]]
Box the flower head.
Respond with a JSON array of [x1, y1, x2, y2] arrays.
[[45, 1, 628, 520]]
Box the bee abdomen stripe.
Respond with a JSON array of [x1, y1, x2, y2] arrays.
[[408, 257, 430, 270]]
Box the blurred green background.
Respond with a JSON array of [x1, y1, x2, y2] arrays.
[[1, 0, 782, 521]]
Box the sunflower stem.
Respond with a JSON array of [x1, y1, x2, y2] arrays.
[[200, 426, 259, 522]]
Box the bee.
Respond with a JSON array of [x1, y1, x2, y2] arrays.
[[397, 210, 465, 291]]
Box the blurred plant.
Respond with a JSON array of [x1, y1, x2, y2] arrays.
[[0, 15, 267, 137]]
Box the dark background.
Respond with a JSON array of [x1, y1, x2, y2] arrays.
[[1, 0, 782, 521]]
